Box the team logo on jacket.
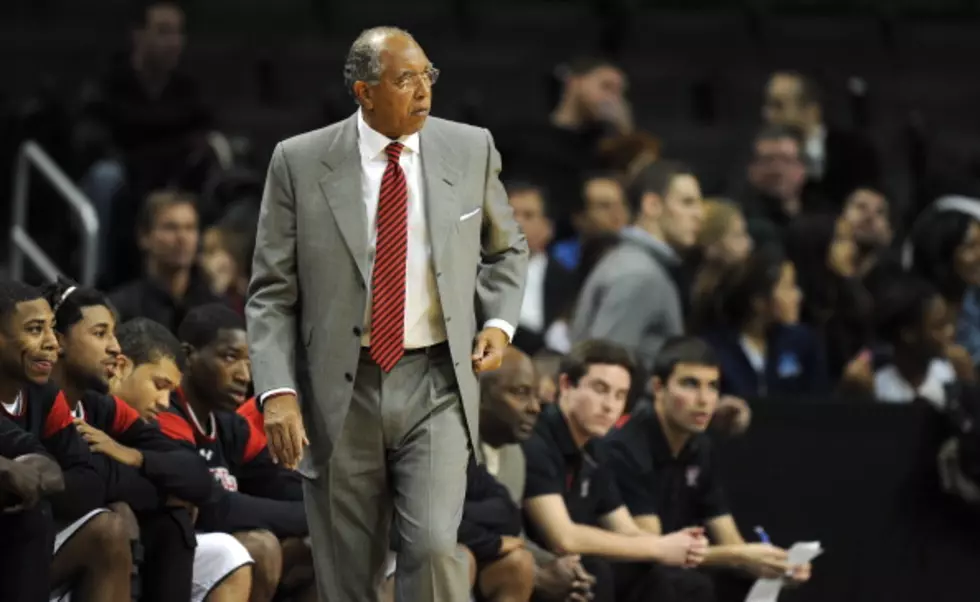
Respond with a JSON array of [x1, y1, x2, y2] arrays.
[[211, 467, 239, 491]]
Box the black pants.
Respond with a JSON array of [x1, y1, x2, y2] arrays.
[[614, 562, 716, 602], [137, 508, 197, 602], [0, 504, 56, 602]]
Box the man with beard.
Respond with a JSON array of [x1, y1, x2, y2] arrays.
[[47, 280, 253, 602], [0, 279, 132, 601], [0, 417, 63, 602], [159, 304, 314, 602], [605, 337, 811, 602], [839, 187, 900, 299]]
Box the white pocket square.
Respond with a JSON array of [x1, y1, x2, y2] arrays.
[[459, 208, 481, 221]]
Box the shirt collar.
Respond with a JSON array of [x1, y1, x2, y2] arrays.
[[635, 402, 699, 464], [356, 109, 421, 161], [542, 403, 584, 459]]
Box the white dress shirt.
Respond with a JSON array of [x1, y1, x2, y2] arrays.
[[518, 252, 548, 334], [805, 124, 826, 180], [356, 110, 446, 348]]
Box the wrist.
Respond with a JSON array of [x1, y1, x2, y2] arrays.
[[124, 448, 144, 468]]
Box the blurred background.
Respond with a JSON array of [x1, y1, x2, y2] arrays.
[[5, 1, 980, 600]]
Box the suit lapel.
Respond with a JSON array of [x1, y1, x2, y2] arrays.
[[420, 122, 461, 268], [319, 114, 369, 285]]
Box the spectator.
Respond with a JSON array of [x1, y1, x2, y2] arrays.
[[690, 199, 754, 317], [839, 187, 899, 300], [762, 71, 880, 205], [522, 340, 708, 602], [738, 125, 827, 252], [696, 250, 829, 398], [571, 161, 703, 370], [0, 418, 63, 602], [873, 277, 975, 407], [478, 346, 597, 601], [84, 0, 215, 282], [497, 57, 631, 240], [506, 182, 576, 356], [0, 280, 132, 601], [110, 190, 224, 333], [784, 215, 873, 382], [605, 337, 811, 602], [908, 203, 980, 366], [532, 350, 563, 405], [552, 172, 630, 272], [200, 223, 252, 314]]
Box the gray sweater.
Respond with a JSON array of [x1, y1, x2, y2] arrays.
[[570, 227, 684, 370]]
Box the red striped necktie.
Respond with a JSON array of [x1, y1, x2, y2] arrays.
[[370, 141, 408, 372]]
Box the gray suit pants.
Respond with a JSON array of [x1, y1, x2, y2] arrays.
[[303, 345, 471, 602]]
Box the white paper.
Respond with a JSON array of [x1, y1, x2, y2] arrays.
[[744, 541, 823, 602]]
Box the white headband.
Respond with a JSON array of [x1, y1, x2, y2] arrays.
[[54, 286, 77, 312]]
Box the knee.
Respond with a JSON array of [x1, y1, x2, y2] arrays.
[[399, 526, 458, 566], [88, 511, 133, 565], [108, 501, 140, 540], [502, 548, 535, 581], [236, 530, 282, 577]]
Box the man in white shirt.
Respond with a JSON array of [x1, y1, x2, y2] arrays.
[[245, 26, 528, 602]]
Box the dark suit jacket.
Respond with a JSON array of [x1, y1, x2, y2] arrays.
[[701, 325, 830, 398], [806, 128, 881, 207], [512, 255, 576, 355]]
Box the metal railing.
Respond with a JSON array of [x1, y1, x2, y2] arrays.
[[9, 140, 99, 286]]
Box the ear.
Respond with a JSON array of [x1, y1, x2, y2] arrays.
[[557, 373, 572, 395], [116, 354, 135, 382], [353, 82, 373, 112], [651, 376, 665, 400], [55, 332, 67, 356], [641, 192, 663, 220], [181, 342, 196, 364]]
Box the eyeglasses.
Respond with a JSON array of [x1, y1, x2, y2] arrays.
[[392, 67, 440, 90]]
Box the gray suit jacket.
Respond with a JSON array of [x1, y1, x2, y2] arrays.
[[246, 113, 528, 476]]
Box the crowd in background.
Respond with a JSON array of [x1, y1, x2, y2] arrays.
[[3, 1, 980, 601]]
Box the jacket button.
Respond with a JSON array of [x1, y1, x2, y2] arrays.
[[344, 373, 353, 382], [353, 326, 362, 336]]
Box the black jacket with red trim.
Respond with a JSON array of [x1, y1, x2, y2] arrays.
[[158, 390, 306, 537], [76, 391, 213, 506], [1, 383, 106, 520]]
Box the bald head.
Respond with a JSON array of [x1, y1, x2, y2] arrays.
[[480, 347, 541, 446]]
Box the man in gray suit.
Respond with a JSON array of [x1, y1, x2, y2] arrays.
[[245, 26, 528, 602]]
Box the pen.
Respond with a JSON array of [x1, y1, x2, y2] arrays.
[[754, 526, 771, 544]]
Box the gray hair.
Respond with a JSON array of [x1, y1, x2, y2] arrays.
[[343, 26, 414, 103]]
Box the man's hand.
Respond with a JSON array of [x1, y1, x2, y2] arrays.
[[786, 561, 811, 585], [472, 327, 509, 374], [0, 456, 41, 512], [654, 526, 708, 568], [536, 555, 596, 601], [498, 535, 524, 555], [75, 420, 143, 467], [946, 343, 976, 382], [263, 393, 307, 469], [737, 543, 791, 579], [713, 396, 752, 437], [840, 350, 874, 393]]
